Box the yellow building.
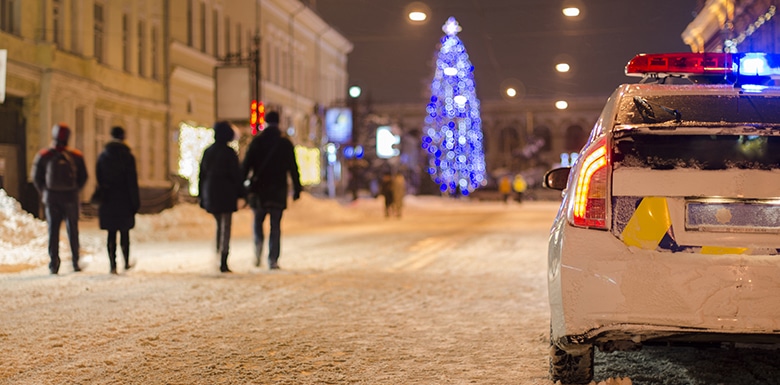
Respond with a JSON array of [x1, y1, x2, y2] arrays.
[[0, 0, 351, 215]]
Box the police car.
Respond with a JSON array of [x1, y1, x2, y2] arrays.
[[543, 52, 780, 384]]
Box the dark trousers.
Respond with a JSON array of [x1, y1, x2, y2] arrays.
[[213, 212, 232, 257], [107, 229, 130, 270], [252, 206, 283, 267], [45, 198, 80, 273]]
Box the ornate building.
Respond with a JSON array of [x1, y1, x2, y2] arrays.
[[682, 0, 777, 53], [0, 0, 350, 214]]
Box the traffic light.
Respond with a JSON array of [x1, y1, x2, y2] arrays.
[[250, 100, 258, 135], [250, 100, 265, 135]]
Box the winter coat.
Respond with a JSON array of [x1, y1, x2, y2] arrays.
[[241, 125, 302, 210], [31, 146, 88, 204], [96, 140, 140, 231], [198, 131, 244, 214]]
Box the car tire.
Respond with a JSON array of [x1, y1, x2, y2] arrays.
[[549, 340, 594, 384]]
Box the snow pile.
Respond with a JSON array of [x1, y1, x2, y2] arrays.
[[0, 189, 104, 269], [0, 189, 51, 267]]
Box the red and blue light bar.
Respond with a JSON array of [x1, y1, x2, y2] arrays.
[[625, 52, 780, 84]]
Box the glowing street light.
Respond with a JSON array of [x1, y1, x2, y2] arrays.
[[556, 63, 571, 73], [505, 87, 517, 98], [555, 100, 569, 110], [409, 11, 427, 21], [349, 85, 362, 98], [562, 7, 580, 17], [405, 2, 430, 24]]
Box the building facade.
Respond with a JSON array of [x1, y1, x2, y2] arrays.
[[682, 0, 777, 53], [0, 0, 351, 215]]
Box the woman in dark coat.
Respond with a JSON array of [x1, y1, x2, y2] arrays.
[[96, 126, 140, 274], [199, 121, 244, 273]]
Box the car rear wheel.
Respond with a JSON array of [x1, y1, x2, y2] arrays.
[[549, 340, 594, 384]]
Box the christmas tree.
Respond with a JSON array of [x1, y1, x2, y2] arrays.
[[422, 17, 486, 196]]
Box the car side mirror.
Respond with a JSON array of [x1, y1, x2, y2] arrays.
[[543, 167, 570, 191]]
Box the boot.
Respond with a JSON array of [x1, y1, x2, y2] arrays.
[[220, 252, 231, 273], [108, 250, 117, 275], [122, 243, 132, 270]]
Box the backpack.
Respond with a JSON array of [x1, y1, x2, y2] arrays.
[[45, 149, 78, 191]]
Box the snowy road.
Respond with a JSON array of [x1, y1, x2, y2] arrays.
[[2, 194, 780, 384]]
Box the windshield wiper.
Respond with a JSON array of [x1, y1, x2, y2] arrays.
[[633, 96, 682, 123]]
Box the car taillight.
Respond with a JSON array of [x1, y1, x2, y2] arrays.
[[571, 140, 608, 229]]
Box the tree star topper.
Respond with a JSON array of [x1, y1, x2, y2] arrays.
[[442, 17, 462, 36]]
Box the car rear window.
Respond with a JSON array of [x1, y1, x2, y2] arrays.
[[614, 134, 780, 170], [618, 94, 780, 124]]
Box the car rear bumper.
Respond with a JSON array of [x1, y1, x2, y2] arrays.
[[549, 224, 780, 346]]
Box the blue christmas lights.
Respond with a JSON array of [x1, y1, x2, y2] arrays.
[[422, 17, 487, 196]]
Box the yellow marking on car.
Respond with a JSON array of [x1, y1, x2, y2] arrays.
[[621, 197, 672, 250], [700, 246, 749, 255]]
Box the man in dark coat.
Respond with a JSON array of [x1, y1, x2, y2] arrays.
[[96, 126, 140, 274], [242, 111, 303, 270], [199, 121, 244, 273], [31, 123, 88, 274]]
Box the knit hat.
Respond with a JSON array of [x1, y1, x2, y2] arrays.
[[51, 123, 71, 145], [110, 126, 126, 140]]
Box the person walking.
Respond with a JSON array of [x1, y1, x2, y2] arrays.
[[31, 123, 88, 274], [379, 170, 394, 217], [95, 126, 140, 275], [242, 111, 303, 270], [391, 171, 406, 218], [198, 121, 244, 273]]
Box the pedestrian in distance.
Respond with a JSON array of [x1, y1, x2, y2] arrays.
[[391, 171, 406, 218], [31, 123, 88, 274], [198, 121, 244, 273], [242, 111, 303, 270], [95, 126, 140, 275], [379, 171, 394, 218]]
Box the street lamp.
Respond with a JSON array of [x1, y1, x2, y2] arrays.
[[349, 85, 362, 99], [405, 2, 430, 24]]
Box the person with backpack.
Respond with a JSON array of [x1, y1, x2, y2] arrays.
[[31, 123, 88, 274], [96, 126, 140, 275]]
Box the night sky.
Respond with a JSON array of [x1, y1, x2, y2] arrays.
[[313, 0, 696, 104]]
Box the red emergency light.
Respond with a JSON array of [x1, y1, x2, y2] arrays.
[[625, 52, 735, 77]]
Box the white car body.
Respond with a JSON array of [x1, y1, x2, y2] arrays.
[[546, 77, 780, 383]]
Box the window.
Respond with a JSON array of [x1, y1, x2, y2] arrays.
[[122, 13, 131, 72], [186, 0, 193, 47], [224, 17, 230, 54], [151, 25, 159, 79], [138, 20, 146, 77], [0, 0, 15, 34], [94, 3, 104, 63], [52, 0, 62, 47], [70, 0, 80, 53], [236, 23, 242, 56], [199, 2, 206, 53], [212, 9, 219, 57]]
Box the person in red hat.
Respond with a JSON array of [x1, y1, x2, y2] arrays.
[[30, 123, 88, 274]]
